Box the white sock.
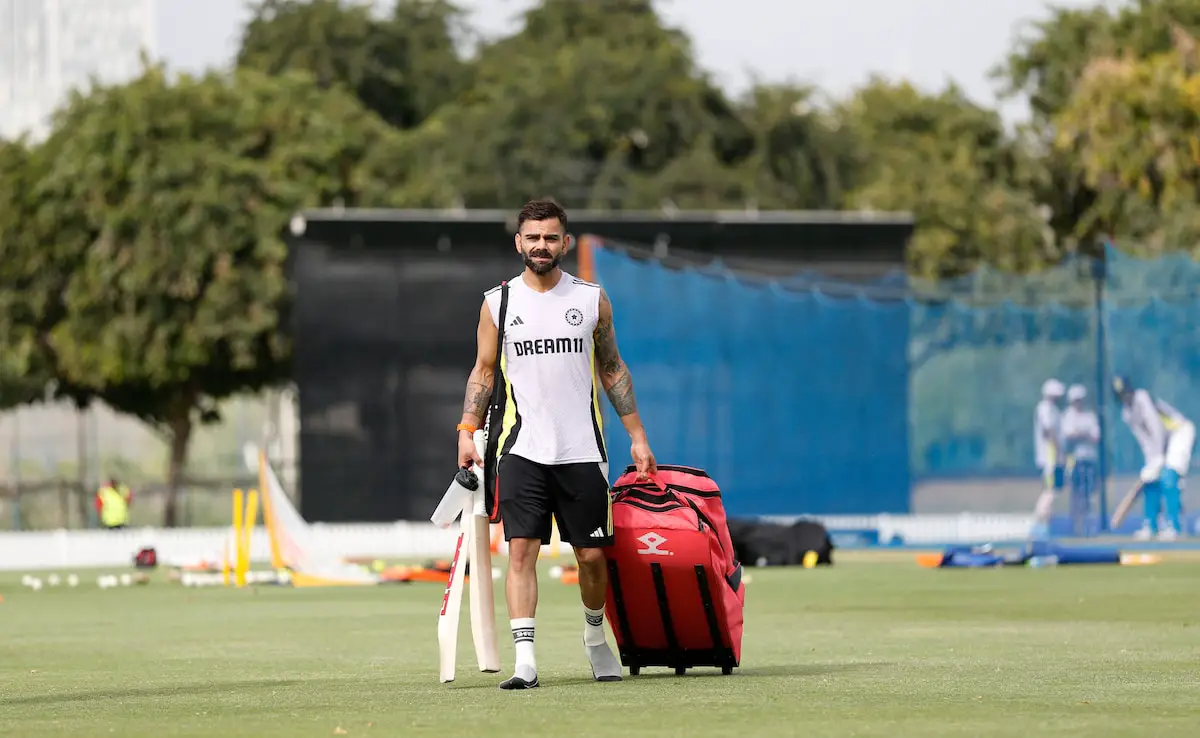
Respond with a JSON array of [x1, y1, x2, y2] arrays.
[[511, 617, 536, 673], [583, 606, 607, 646]]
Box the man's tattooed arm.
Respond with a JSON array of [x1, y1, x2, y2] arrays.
[[461, 299, 498, 429], [594, 289, 644, 427], [463, 373, 493, 421]]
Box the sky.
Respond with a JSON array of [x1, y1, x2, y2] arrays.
[[155, 0, 1119, 124]]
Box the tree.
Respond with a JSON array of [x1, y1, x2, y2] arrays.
[[996, 0, 1200, 250], [1054, 34, 1200, 254], [236, 0, 470, 130], [31, 62, 407, 526], [836, 79, 1053, 279], [0, 137, 106, 413], [387, 0, 756, 208], [617, 83, 860, 211], [729, 83, 860, 210], [0, 138, 57, 409]]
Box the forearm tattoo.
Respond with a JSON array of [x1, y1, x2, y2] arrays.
[[595, 290, 638, 416], [605, 370, 638, 417], [463, 376, 492, 419], [594, 292, 622, 375]]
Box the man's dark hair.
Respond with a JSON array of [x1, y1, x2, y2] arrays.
[[517, 198, 568, 230]]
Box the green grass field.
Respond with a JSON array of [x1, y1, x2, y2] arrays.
[[4, 551, 1199, 737]]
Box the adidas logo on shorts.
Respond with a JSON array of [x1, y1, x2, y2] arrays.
[[590, 527, 605, 538]]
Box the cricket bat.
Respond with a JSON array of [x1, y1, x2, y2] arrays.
[[1110, 480, 1144, 529], [437, 493, 472, 683], [436, 431, 501, 682], [468, 433, 500, 674]]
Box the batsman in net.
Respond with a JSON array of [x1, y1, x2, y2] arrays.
[[1112, 375, 1194, 540], [457, 198, 658, 690]]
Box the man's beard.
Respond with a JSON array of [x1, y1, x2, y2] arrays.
[[523, 249, 561, 275]]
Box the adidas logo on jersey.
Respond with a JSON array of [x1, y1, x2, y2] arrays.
[[509, 316, 524, 327]]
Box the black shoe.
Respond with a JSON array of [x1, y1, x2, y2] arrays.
[[499, 674, 539, 690]]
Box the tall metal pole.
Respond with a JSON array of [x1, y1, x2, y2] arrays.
[[1094, 243, 1110, 532]]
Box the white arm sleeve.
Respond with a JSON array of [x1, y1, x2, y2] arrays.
[[1134, 390, 1167, 457]]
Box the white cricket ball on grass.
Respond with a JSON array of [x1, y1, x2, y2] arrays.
[[67, 574, 79, 588]]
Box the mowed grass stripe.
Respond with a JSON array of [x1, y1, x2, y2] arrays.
[[2, 557, 1198, 737]]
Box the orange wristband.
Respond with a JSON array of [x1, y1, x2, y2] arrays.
[[456, 423, 478, 433]]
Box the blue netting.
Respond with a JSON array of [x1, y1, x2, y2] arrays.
[[593, 247, 910, 517], [593, 240, 1200, 516]]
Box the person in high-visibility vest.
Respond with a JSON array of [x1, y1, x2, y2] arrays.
[[95, 478, 133, 529]]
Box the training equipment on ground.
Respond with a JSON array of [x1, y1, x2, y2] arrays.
[[726, 518, 834, 567], [1110, 480, 1145, 530], [602, 464, 745, 677], [239, 443, 380, 587], [916, 540, 1163, 568], [435, 430, 500, 683], [133, 547, 158, 569]]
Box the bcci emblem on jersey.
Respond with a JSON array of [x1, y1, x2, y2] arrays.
[[565, 308, 583, 326]]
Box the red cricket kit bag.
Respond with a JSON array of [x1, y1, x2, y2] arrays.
[[602, 464, 745, 676]]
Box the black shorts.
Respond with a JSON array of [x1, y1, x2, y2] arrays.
[[497, 454, 613, 547]]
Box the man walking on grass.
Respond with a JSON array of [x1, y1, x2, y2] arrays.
[[456, 198, 658, 690]]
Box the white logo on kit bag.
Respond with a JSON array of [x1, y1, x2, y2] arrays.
[[636, 532, 672, 556]]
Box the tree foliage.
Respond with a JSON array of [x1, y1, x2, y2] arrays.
[[19, 62, 405, 525], [0, 138, 59, 409], [1055, 32, 1200, 254], [837, 79, 1052, 278], [383, 0, 751, 208], [236, 0, 470, 130], [997, 0, 1200, 250]]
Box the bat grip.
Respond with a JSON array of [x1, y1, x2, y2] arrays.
[[472, 429, 486, 467]]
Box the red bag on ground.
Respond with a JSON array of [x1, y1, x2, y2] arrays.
[[602, 464, 745, 675]]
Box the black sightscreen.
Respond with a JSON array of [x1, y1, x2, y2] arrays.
[[291, 235, 579, 523]]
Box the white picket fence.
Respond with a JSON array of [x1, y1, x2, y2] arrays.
[[0, 514, 1037, 572]]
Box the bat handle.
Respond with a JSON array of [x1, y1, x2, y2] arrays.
[[472, 429, 486, 467], [470, 483, 487, 518]]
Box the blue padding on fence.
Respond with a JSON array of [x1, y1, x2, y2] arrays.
[[592, 248, 911, 517], [593, 241, 1200, 516]]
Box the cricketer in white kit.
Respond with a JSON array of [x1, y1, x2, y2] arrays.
[[1060, 384, 1101, 534], [457, 198, 658, 690], [1031, 378, 1066, 539], [1112, 375, 1194, 539]]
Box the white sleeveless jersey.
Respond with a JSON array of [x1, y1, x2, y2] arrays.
[[484, 271, 607, 466], [1034, 399, 1062, 469]]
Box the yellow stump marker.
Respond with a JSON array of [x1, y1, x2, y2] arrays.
[[240, 489, 259, 587], [230, 488, 259, 588], [231, 489, 244, 586]]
